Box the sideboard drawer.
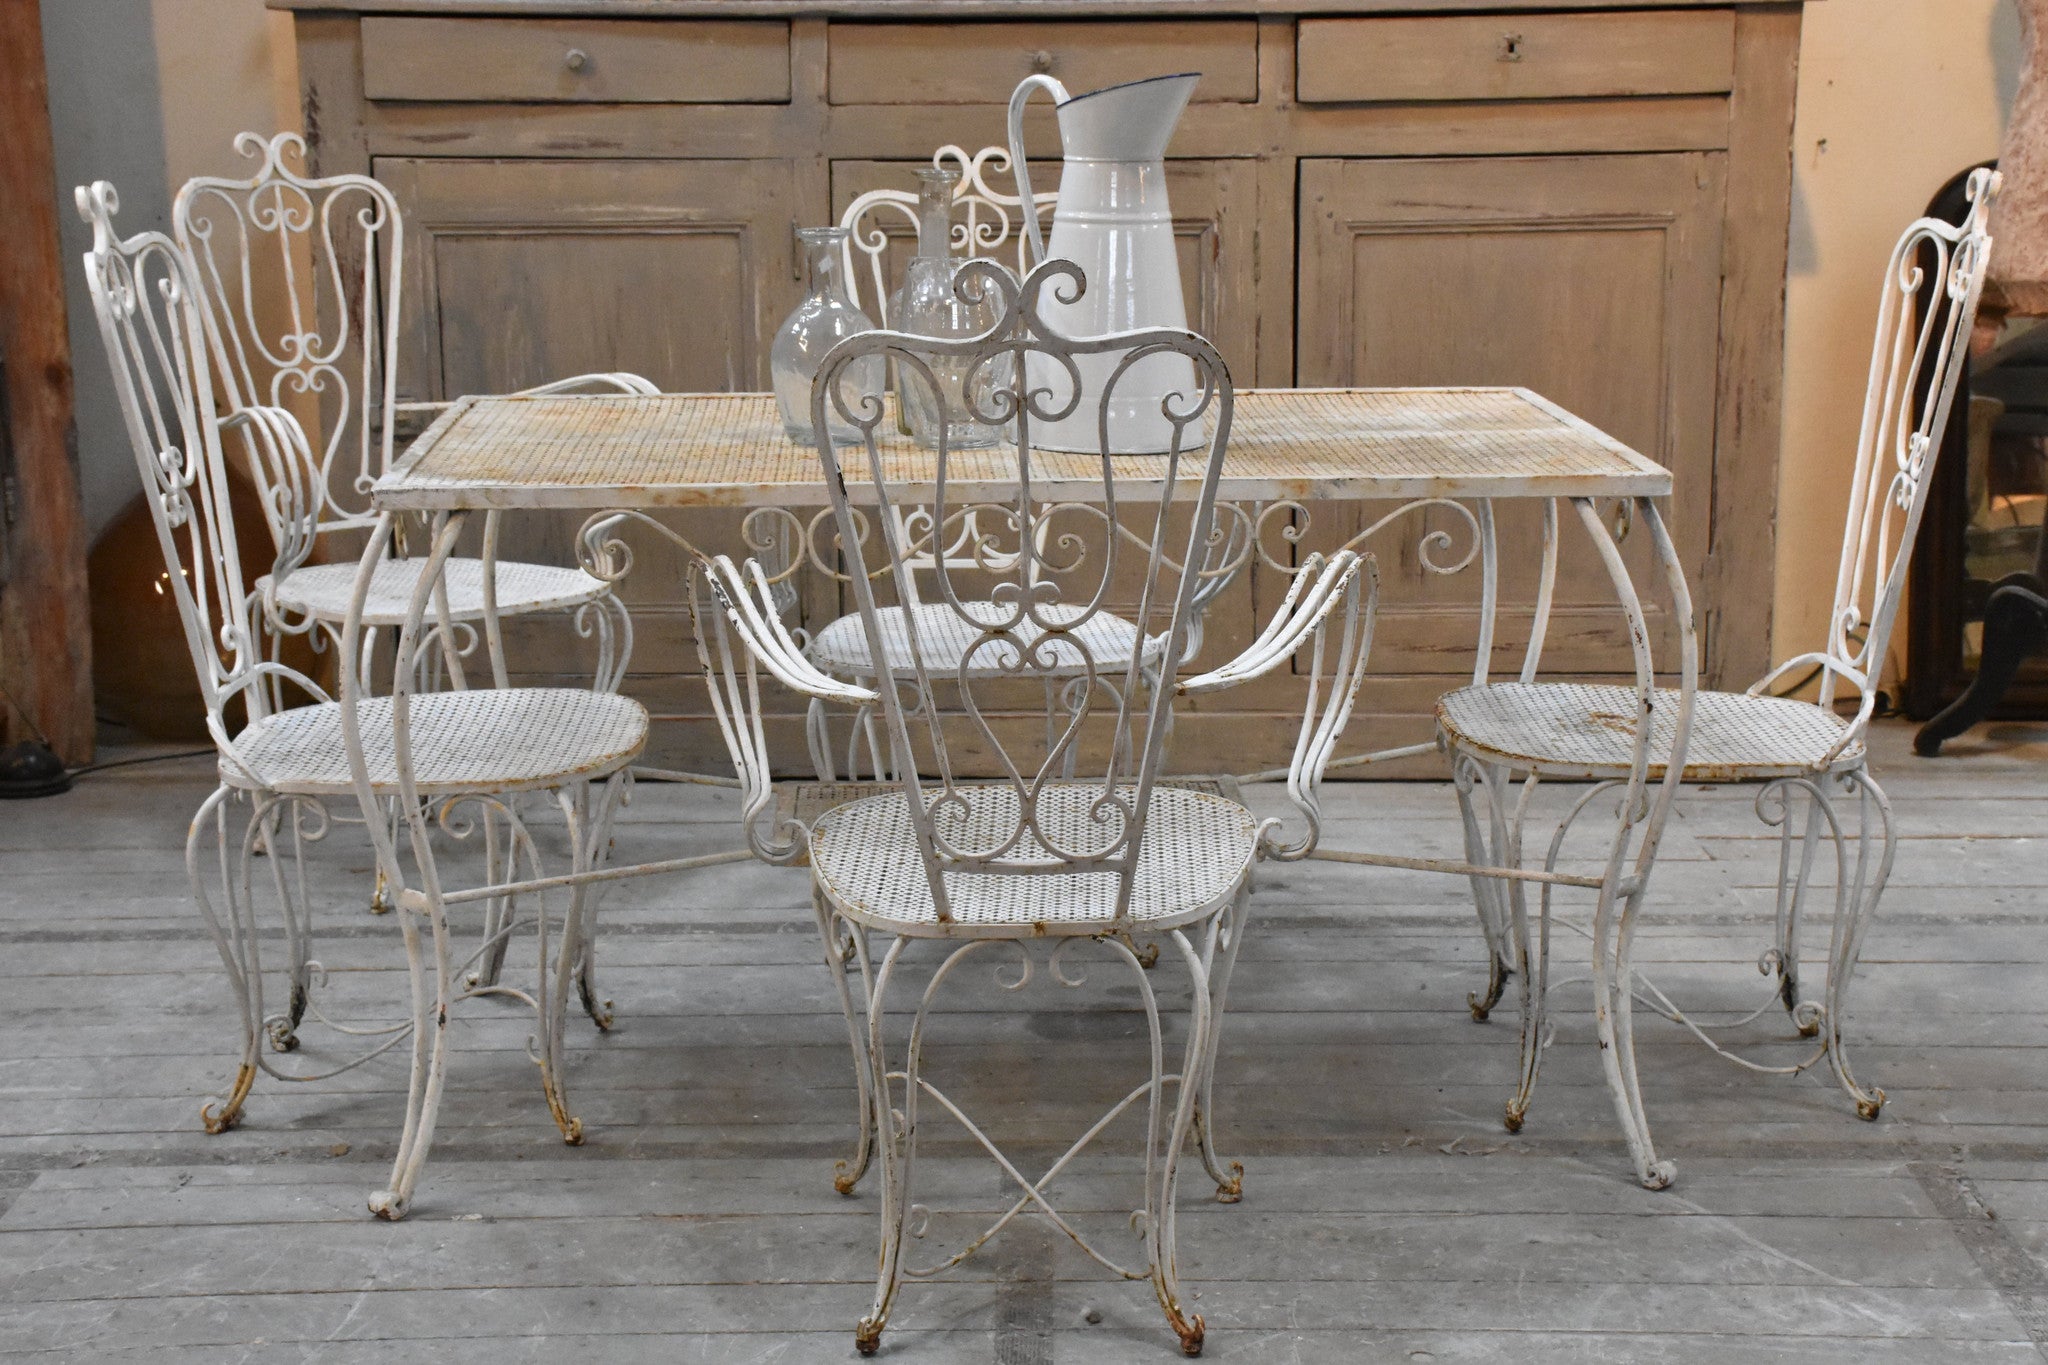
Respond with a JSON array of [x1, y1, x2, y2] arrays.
[[1296, 11, 1735, 103], [827, 21, 1258, 105], [361, 17, 791, 104]]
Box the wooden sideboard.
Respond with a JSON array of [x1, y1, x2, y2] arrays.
[[274, 0, 1807, 775]]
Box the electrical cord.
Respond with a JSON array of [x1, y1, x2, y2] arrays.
[[67, 748, 215, 778]]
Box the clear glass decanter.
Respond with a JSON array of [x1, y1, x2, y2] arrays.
[[772, 226, 884, 446], [891, 166, 1002, 450]]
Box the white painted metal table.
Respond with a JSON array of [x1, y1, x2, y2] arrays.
[[354, 385, 1697, 1181], [376, 387, 1672, 511]]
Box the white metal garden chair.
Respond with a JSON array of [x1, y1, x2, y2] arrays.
[[1437, 169, 1999, 1181], [79, 182, 649, 1221], [172, 131, 652, 695], [175, 131, 653, 1009], [790, 146, 1247, 781], [689, 257, 1378, 1356]]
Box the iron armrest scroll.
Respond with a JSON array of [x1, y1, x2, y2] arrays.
[[692, 554, 876, 867], [701, 554, 878, 707], [1176, 550, 1371, 695], [1178, 551, 1379, 861], [392, 371, 660, 417]]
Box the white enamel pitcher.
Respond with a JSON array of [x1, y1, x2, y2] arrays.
[[1008, 71, 1200, 454]]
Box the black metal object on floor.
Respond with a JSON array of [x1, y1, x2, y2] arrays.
[[0, 740, 71, 798]]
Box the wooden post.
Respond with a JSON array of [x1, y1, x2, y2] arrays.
[[0, 0, 93, 763]]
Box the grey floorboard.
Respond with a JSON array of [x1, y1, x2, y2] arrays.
[[2, 717, 2045, 1361]]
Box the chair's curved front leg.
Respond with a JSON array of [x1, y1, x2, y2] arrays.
[[812, 889, 876, 1194], [187, 784, 260, 1134], [1828, 767, 1894, 1119], [1190, 887, 1249, 1203]]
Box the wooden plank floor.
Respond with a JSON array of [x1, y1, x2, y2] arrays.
[[2, 719, 2045, 1362]]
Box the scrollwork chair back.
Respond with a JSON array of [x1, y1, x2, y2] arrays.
[[172, 131, 402, 575], [77, 181, 297, 763], [833, 145, 1060, 606], [1753, 166, 1999, 748], [810, 257, 1235, 924], [838, 144, 1057, 326]]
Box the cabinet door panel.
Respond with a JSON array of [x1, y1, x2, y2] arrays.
[[380, 157, 798, 399], [1298, 153, 1724, 684], [377, 157, 802, 715]]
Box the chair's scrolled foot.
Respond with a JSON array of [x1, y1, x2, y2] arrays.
[[558, 1116, 585, 1147], [270, 983, 310, 1053], [833, 1166, 862, 1197], [1503, 1100, 1526, 1134], [1173, 1310, 1205, 1357], [367, 1189, 408, 1221], [579, 984, 615, 1033], [1467, 962, 1510, 1022], [1856, 1089, 1886, 1121], [200, 1063, 256, 1135], [1640, 1159, 1677, 1191], [1787, 991, 1822, 1039], [1213, 1160, 1244, 1204], [855, 1319, 884, 1356]]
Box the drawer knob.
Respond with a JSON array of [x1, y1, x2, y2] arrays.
[[565, 47, 590, 72], [1496, 32, 1524, 63], [1028, 49, 1055, 74]]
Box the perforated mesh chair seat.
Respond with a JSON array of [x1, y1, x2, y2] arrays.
[[810, 783, 1259, 934], [807, 602, 1165, 681], [262, 557, 610, 629], [223, 688, 648, 796], [1437, 682, 1863, 781]]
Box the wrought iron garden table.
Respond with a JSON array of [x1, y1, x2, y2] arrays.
[[346, 385, 1698, 1188]]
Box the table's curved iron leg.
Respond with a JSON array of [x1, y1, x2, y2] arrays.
[[362, 512, 468, 1220], [1569, 497, 1695, 1190], [369, 874, 455, 1221]]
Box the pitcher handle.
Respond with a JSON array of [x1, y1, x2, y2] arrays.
[[1007, 74, 1067, 268]]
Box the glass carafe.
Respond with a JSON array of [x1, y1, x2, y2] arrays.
[[891, 167, 1002, 449], [772, 226, 884, 447]]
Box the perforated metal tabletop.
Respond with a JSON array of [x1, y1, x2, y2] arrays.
[[373, 387, 1671, 511]]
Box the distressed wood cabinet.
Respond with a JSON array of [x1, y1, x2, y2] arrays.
[[275, 0, 1808, 774]]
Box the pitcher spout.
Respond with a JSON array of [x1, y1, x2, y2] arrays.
[[1054, 73, 1200, 162]]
